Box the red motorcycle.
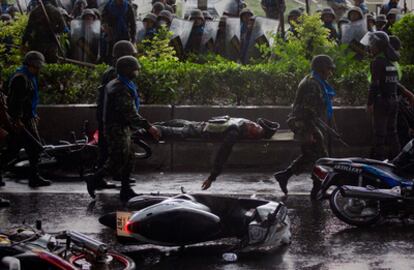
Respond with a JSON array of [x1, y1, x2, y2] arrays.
[[0, 222, 135, 270]]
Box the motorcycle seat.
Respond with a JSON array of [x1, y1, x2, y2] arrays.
[[317, 157, 396, 169]]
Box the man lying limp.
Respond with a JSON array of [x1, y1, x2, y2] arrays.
[[138, 116, 279, 190]]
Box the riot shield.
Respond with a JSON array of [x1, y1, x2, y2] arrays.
[[340, 19, 367, 45], [202, 20, 219, 50], [136, 21, 146, 43], [225, 17, 240, 60], [169, 18, 194, 57], [70, 19, 101, 63], [248, 16, 278, 47]]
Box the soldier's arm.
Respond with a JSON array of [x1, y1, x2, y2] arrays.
[[368, 58, 386, 105], [8, 76, 27, 121], [208, 129, 239, 181], [51, 6, 66, 34], [116, 89, 150, 130], [301, 81, 324, 121]]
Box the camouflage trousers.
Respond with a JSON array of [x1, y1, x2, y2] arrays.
[[103, 126, 134, 186], [288, 126, 328, 175]]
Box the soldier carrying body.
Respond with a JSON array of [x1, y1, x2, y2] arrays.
[[87, 56, 160, 202]]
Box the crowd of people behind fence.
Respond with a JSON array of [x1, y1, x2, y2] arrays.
[[0, 0, 411, 65]]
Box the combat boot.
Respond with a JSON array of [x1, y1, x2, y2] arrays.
[[0, 197, 10, 207], [274, 169, 293, 195], [120, 187, 140, 202], [29, 174, 51, 188], [85, 170, 106, 199]]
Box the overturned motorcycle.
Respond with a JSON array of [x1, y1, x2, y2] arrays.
[[0, 222, 135, 270], [99, 194, 291, 253], [310, 139, 414, 201]]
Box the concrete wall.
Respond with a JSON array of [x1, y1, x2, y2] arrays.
[[37, 105, 373, 170]]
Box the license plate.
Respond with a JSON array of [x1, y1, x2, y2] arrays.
[[116, 211, 132, 237]]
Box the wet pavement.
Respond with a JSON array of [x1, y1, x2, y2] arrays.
[[1, 172, 414, 269]]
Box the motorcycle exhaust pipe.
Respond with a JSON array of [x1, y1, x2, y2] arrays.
[[340, 186, 402, 201], [67, 231, 108, 255]]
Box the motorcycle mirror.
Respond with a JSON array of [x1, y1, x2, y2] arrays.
[[35, 220, 42, 231]]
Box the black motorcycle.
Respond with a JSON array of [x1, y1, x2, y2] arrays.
[[310, 139, 414, 201]]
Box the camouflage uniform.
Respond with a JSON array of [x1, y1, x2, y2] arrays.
[[287, 74, 329, 174], [102, 78, 150, 183], [22, 2, 66, 63]]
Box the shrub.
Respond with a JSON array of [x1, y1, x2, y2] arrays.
[[392, 14, 414, 65]]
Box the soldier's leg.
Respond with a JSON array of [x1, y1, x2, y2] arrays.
[[386, 99, 401, 159], [23, 120, 51, 187], [118, 135, 140, 202]]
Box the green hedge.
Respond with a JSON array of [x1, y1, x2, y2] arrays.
[[1, 14, 413, 106]]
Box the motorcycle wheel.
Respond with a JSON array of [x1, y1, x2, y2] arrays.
[[329, 187, 381, 227], [69, 251, 136, 270]]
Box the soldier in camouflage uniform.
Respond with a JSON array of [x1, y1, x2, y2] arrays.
[[274, 55, 336, 195], [22, 0, 66, 63], [1, 51, 51, 188], [96, 40, 137, 178], [87, 56, 160, 202]]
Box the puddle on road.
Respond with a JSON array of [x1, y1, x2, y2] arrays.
[[1, 192, 414, 269]]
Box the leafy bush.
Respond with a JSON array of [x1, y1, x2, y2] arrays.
[[392, 14, 414, 65], [1, 13, 413, 106]]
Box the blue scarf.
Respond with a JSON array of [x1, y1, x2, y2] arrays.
[[108, 0, 128, 38], [118, 75, 140, 112], [387, 1, 397, 11], [193, 25, 205, 35], [312, 71, 336, 120], [14, 66, 39, 117]]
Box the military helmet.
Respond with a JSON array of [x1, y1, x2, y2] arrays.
[[321, 7, 335, 19], [167, 0, 176, 5], [256, 118, 280, 139], [288, 9, 301, 18], [81, 8, 97, 20], [338, 17, 350, 26], [24, 51, 45, 68], [143, 13, 157, 23], [0, 13, 12, 22], [152, 2, 165, 12], [366, 13, 375, 23], [375, 14, 387, 23], [311, 54, 336, 71], [190, 9, 204, 21], [347, 7, 363, 20], [158, 10, 173, 23], [116, 56, 141, 75], [165, 4, 174, 13], [239, 8, 253, 18], [112, 40, 137, 59]]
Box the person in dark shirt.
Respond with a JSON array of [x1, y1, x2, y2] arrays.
[[1, 51, 51, 188], [138, 117, 278, 190], [95, 40, 137, 189], [365, 31, 401, 160]]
